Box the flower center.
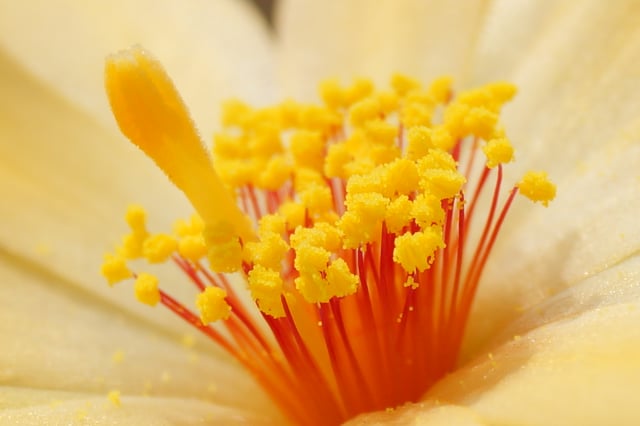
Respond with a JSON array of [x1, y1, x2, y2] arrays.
[[101, 46, 555, 425]]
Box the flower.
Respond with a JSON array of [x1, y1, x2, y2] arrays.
[[1, 0, 639, 425]]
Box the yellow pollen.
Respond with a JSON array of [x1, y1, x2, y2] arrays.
[[196, 287, 231, 324], [107, 390, 121, 408], [134, 273, 160, 306], [518, 171, 557, 206], [102, 51, 556, 426], [483, 137, 515, 168], [100, 253, 131, 285]]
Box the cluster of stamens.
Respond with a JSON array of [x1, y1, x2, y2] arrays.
[[101, 46, 555, 425]]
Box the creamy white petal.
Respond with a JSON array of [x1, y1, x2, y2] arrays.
[[0, 50, 215, 332], [0, 0, 276, 136], [276, 0, 490, 100], [352, 254, 640, 425], [0, 255, 281, 421], [463, 0, 640, 350], [0, 387, 276, 425], [470, 0, 579, 85]]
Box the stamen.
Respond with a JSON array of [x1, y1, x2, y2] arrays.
[[101, 48, 555, 426]]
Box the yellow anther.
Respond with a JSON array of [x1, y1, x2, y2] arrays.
[[346, 170, 384, 196], [291, 130, 326, 171], [206, 237, 243, 273], [125, 205, 147, 231], [419, 169, 466, 200], [319, 79, 345, 110], [105, 45, 254, 243], [324, 142, 352, 179], [247, 265, 285, 318], [463, 107, 499, 140], [482, 138, 514, 168], [244, 231, 289, 270], [385, 195, 413, 234], [195, 287, 231, 324], [213, 133, 249, 159], [143, 234, 177, 263], [220, 98, 253, 128], [314, 222, 342, 253], [119, 232, 148, 260], [418, 149, 458, 171], [427, 76, 453, 104], [349, 98, 382, 127], [294, 168, 326, 193], [345, 192, 389, 224], [363, 119, 397, 146], [249, 125, 284, 158], [259, 156, 292, 190], [279, 201, 306, 231], [177, 235, 207, 262], [134, 273, 161, 306], [101, 253, 132, 286], [518, 171, 556, 207], [338, 210, 380, 249], [393, 228, 444, 273], [406, 126, 434, 160], [173, 213, 205, 238], [297, 105, 341, 132], [300, 184, 333, 217], [401, 100, 434, 129], [325, 259, 359, 298], [294, 272, 327, 303], [294, 245, 331, 274], [411, 194, 445, 229], [391, 73, 421, 96], [383, 158, 419, 197], [258, 214, 287, 235], [417, 149, 465, 199], [345, 79, 375, 106]]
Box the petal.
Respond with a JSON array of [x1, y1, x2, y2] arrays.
[[0, 50, 203, 330], [467, 128, 640, 354], [0, 255, 282, 421], [0, 388, 275, 425], [0, 0, 276, 136], [465, 0, 640, 350], [276, 0, 491, 100], [351, 254, 640, 425]]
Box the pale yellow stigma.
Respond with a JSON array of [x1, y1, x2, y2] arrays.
[[104, 45, 254, 243]]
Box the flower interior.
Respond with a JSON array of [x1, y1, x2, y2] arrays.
[[101, 46, 555, 426]]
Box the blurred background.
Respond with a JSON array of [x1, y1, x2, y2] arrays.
[[248, 0, 276, 25]]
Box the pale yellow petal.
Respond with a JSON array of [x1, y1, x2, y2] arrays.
[[462, 0, 640, 349], [473, 0, 640, 180], [0, 50, 211, 332], [0, 255, 281, 421], [0, 387, 276, 425], [466, 127, 640, 350], [470, 0, 578, 85], [0, 0, 276, 136], [354, 255, 640, 425], [276, 0, 491, 100]]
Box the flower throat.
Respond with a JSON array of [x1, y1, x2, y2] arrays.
[[101, 46, 555, 425]]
